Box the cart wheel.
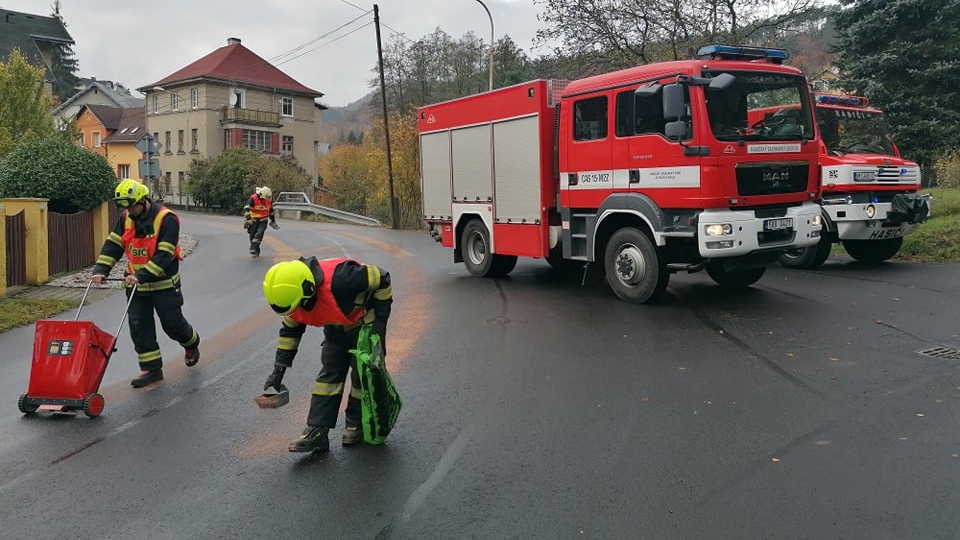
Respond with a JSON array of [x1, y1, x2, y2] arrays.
[[82, 394, 105, 418], [18, 394, 38, 414]]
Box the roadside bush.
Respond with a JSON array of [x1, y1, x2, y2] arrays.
[[0, 136, 115, 213], [933, 149, 960, 189]]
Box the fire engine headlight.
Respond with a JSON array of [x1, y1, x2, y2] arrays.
[[812, 214, 824, 227], [865, 204, 877, 219], [704, 224, 732, 237]]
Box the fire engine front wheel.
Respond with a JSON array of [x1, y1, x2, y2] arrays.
[[604, 228, 668, 304], [778, 237, 833, 270], [461, 219, 517, 278], [842, 237, 903, 264], [705, 261, 766, 288]]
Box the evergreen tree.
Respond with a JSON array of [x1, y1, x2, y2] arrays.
[[834, 0, 960, 166], [49, 0, 80, 103]]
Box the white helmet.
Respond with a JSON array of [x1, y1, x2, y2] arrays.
[[259, 186, 273, 200]]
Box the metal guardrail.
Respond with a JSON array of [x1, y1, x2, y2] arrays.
[[273, 192, 382, 227]]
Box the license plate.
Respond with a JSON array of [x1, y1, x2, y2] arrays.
[[763, 218, 793, 231]]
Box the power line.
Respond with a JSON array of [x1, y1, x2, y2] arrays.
[[268, 10, 372, 63], [275, 21, 375, 66]]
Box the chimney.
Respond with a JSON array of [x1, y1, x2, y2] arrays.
[[227, 37, 241, 46]]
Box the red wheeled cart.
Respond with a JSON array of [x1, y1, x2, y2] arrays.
[[18, 281, 134, 418]]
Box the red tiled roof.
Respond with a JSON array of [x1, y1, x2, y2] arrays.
[[103, 108, 146, 144], [144, 40, 322, 97]]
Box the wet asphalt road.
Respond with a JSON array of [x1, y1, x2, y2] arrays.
[[0, 211, 958, 540]]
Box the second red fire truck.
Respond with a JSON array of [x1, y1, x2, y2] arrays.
[[750, 93, 930, 269], [419, 45, 824, 304]]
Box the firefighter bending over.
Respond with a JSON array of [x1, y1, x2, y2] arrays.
[[91, 179, 201, 388], [261, 256, 393, 453]]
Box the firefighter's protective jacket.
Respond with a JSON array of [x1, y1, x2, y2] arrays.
[[275, 256, 392, 368], [93, 200, 183, 292], [244, 193, 275, 221]]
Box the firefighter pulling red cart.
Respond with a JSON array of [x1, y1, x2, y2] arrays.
[[18, 281, 134, 418]]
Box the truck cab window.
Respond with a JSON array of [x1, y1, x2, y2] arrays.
[[616, 87, 689, 138], [573, 96, 608, 141]]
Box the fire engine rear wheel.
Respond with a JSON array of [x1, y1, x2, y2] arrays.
[[778, 237, 833, 270], [603, 227, 668, 304], [705, 262, 767, 288], [842, 238, 903, 264], [461, 219, 516, 278]]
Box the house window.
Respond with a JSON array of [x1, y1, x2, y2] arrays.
[[164, 172, 172, 196], [231, 89, 245, 109], [242, 129, 273, 152], [191, 128, 198, 152], [178, 171, 185, 195], [178, 130, 184, 153], [164, 131, 171, 153], [282, 135, 294, 157], [224, 129, 232, 150], [152, 95, 159, 114], [118, 164, 130, 179], [92, 131, 101, 147], [281, 97, 293, 117], [77, 133, 84, 146], [171, 93, 180, 111], [190, 88, 199, 109]]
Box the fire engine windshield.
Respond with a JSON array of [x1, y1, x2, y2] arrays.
[[704, 71, 814, 142], [818, 108, 895, 156]]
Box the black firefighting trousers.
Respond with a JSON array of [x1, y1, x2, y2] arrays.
[[248, 219, 268, 254], [307, 324, 364, 428], [125, 286, 199, 372]]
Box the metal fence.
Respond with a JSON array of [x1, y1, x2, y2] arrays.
[[5, 210, 26, 287], [47, 210, 94, 276]]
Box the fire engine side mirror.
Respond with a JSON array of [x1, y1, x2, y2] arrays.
[[708, 72, 736, 91], [662, 83, 689, 141]]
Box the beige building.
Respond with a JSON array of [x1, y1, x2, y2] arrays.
[[137, 37, 325, 206]]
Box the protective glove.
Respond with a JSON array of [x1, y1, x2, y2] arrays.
[[371, 324, 387, 357], [269, 221, 280, 230], [263, 365, 287, 392], [243, 220, 252, 230]]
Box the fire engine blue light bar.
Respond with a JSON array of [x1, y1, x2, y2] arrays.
[[815, 93, 870, 107], [695, 44, 789, 61]]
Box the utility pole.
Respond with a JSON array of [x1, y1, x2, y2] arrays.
[[374, 4, 400, 229], [474, 0, 494, 91]]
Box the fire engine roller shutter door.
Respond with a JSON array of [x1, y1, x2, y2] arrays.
[[420, 132, 453, 219], [493, 115, 541, 223], [451, 125, 493, 203]]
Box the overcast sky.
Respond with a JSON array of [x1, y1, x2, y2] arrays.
[[3, 0, 550, 108]]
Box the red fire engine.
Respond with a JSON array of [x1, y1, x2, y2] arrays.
[[418, 45, 824, 303], [749, 93, 930, 269]]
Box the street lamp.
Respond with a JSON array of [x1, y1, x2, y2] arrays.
[[473, 0, 494, 91]]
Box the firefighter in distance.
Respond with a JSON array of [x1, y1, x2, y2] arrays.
[[261, 256, 393, 453], [90, 179, 201, 388], [243, 186, 278, 258]]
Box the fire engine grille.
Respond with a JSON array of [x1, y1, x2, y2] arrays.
[[736, 162, 808, 196], [917, 346, 960, 360]]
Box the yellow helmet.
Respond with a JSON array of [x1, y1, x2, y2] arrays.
[[259, 186, 272, 200], [114, 178, 150, 207], [263, 260, 316, 316]]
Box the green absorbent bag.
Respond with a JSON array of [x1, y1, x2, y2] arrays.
[[350, 324, 402, 445]]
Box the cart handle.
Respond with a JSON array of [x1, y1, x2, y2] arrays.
[[75, 279, 138, 331]]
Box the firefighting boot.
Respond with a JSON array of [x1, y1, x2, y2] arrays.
[[289, 426, 329, 453], [131, 369, 164, 388], [342, 425, 363, 446]]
